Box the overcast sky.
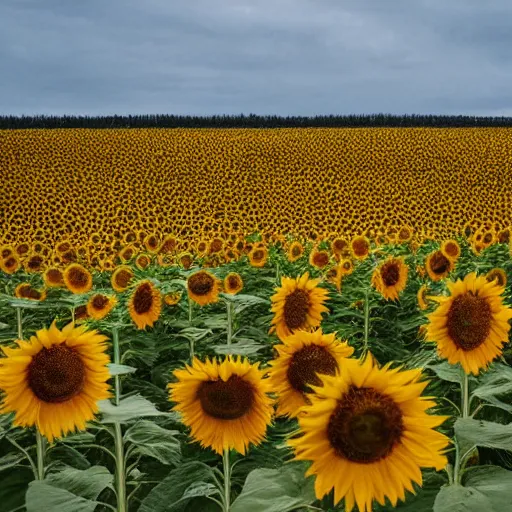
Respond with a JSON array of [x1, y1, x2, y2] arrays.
[[1, 0, 511, 116]]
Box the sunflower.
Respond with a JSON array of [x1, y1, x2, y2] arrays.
[[15, 283, 46, 301], [331, 237, 350, 257], [0, 321, 111, 442], [223, 272, 243, 295], [371, 257, 408, 301], [338, 259, 354, 276], [426, 272, 512, 375], [1, 254, 20, 274], [397, 225, 413, 243], [208, 237, 224, 255], [309, 249, 330, 270], [157, 253, 174, 267], [417, 284, 430, 311], [143, 233, 160, 253], [486, 268, 507, 288], [135, 254, 151, 270], [288, 356, 449, 512], [111, 265, 134, 292], [268, 329, 353, 417], [248, 246, 268, 268], [74, 305, 89, 323], [425, 250, 453, 281], [15, 242, 30, 257], [160, 235, 179, 254], [63, 264, 92, 294], [195, 240, 209, 257], [270, 272, 329, 341], [168, 356, 273, 454], [350, 236, 370, 260], [326, 265, 343, 293], [43, 267, 65, 288], [128, 280, 162, 330], [187, 270, 220, 306], [0, 245, 14, 260], [24, 253, 45, 273], [164, 291, 182, 306], [86, 294, 117, 320], [118, 245, 137, 263], [178, 252, 194, 269], [287, 241, 304, 262], [440, 239, 461, 262]]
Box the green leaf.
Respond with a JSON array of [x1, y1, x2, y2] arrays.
[[124, 420, 181, 466], [107, 363, 137, 376], [0, 467, 33, 511], [178, 327, 213, 341], [212, 339, 265, 356], [472, 363, 512, 413], [427, 361, 462, 384], [231, 462, 316, 512], [44, 465, 113, 499], [434, 466, 512, 511], [26, 483, 99, 512], [99, 394, 169, 423], [455, 418, 512, 454], [138, 461, 217, 512], [0, 452, 25, 472]]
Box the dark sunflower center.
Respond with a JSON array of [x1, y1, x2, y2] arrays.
[[381, 263, 400, 286], [352, 240, 368, 256], [75, 305, 88, 319], [445, 243, 459, 257], [68, 267, 88, 287], [483, 233, 492, 244], [27, 288, 42, 300], [286, 344, 338, 393], [327, 387, 404, 463], [115, 269, 133, 288], [447, 292, 492, 351], [228, 275, 240, 290], [28, 256, 43, 270], [147, 236, 158, 249], [313, 252, 329, 268], [292, 245, 302, 257], [487, 271, 506, 287], [4, 257, 17, 269], [197, 375, 254, 419], [1, 249, 12, 258], [133, 283, 154, 314], [28, 345, 85, 403], [92, 294, 109, 310], [189, 272, 214, 296], [283, 289, 310, 330], [47, 269, 64, 284], [252, 249, 264, 261], [333, 240, 347, 252], [430, 252, 450, 274]]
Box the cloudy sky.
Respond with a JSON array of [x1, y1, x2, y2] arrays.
[[1, 0, 511, 116]]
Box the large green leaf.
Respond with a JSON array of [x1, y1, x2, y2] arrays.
[[0, 467, 33, 511], [99, 394, 170, 423], [26, 483, 99, 512], [230, 462, 316, 512], [138, 461, 218, 512], [427, 361, 462, 384], [434, 466, 512, 511], [472, 363, 512, 413], [124, 420, 181, 466], [454, 418, 512, 454], [44, 465, 113, 499], [107, 363, 137, 376], [0, 452, 25, 472]]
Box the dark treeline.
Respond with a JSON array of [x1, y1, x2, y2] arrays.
[[2, 113, 512, 129]]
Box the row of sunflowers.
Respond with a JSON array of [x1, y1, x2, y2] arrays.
[[0, 234, 512, 512]]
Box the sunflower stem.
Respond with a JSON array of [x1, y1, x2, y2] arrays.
[[114, 422, 127, 512], [275, 261, 281, 285], [363, 288, 370, 355], [15, 306, 23, 338], [226, 301, 233, 351], [461, 370, 470, 418], [188, 297, 193, 324], [112, 327, 121, 406], [222, 448, 231, 512], [35, 430, 46, 480]]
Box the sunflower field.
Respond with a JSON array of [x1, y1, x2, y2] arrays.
[[1, 127, 512, 512]]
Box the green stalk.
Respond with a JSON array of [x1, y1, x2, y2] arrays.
[[223, 448, 231, 512], [363, 289, 370, 356], [462, 371, 470, 419], [226, 301, 233, 351], [188, 298, 195, 361], [275, 261, 281, 285], [112, 327, 126, 512], [16, 307, 22, 339], [188, 297, 193, 324], [36, 431, 46, 480]]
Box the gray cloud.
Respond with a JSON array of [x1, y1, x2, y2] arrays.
[[1, 0, 511, 115]]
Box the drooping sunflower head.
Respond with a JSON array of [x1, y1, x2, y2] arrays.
[[128, 280, 162, 330], [331, 237, 350, 257], [288, 356, 450, 512], [425, 250, 453, 281], [43, 267, 65, 288], [309, 249, 330, 270], [1, 254, 20, 275], [224, 272, 243, 295], [248, 246, 268, 268], [63, 264, 93, 294], [86, 293, 117, 320], [326, 265, 343, 292], [187, 270, 220, 306], [270, 272, 329, 341], [0, 321, 111, 442], [168, 356, 273, 455], [135, 253, 152, 270], [338, 259, 354, 276], [111, 265, 134, 292], [371, 257, 408, 301], [268, 329, 354, 417], [118, 244, 137, 263], [164, 291, 182, 306], [350, 236, 370, 260], [486, 268, 507, 289], [417, 284, 430, 311], [441, 239, 461, 262], [15, 283, 47, 301], [427, 272, 512, 375], [287, 241, 304, 262]]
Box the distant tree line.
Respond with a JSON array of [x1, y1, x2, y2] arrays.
[[2, 113, 512, 129]]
